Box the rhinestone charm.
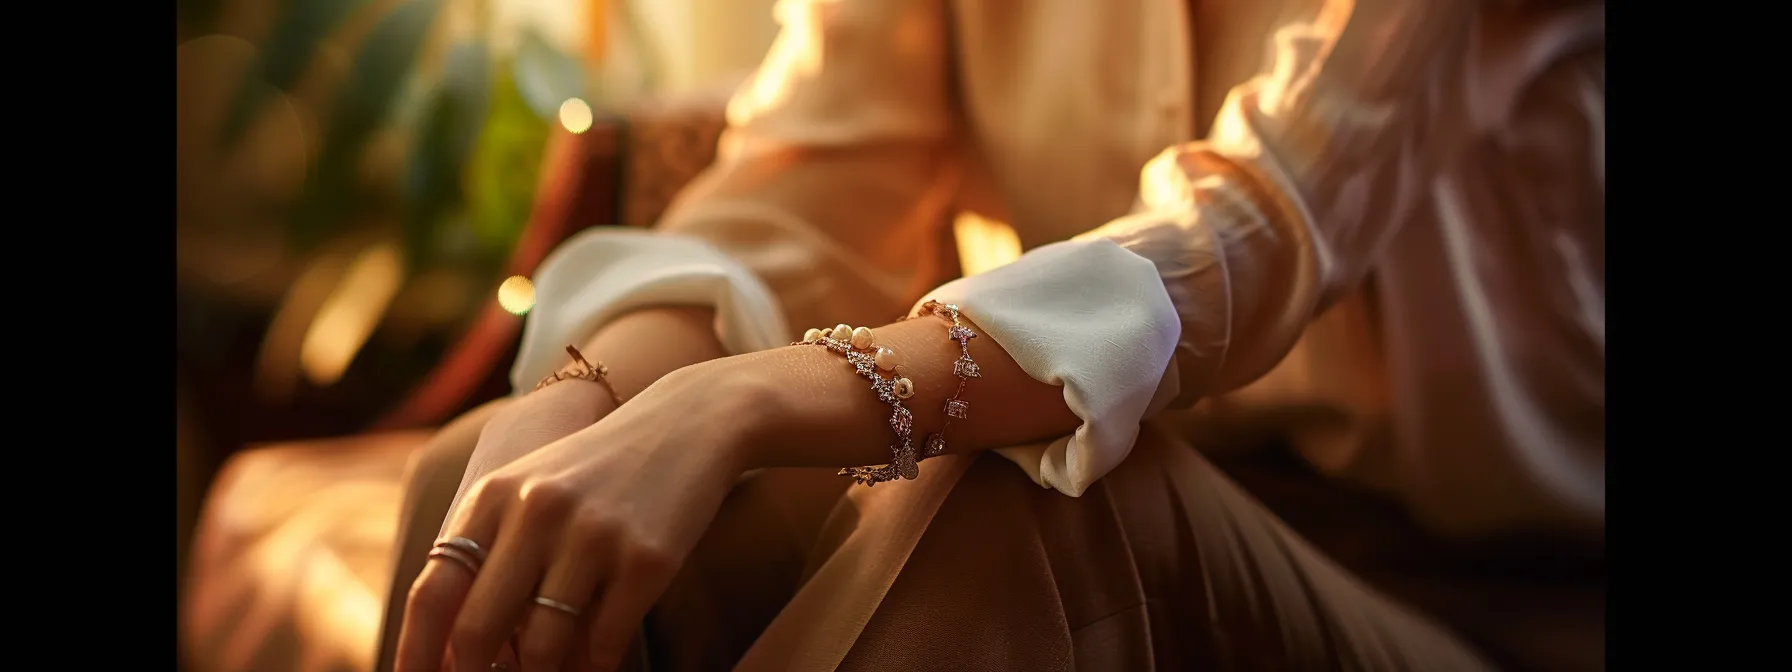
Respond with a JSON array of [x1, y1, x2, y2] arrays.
[[949, 325, 976, 343], [953, 356, 981, 378], [924, 433, 947, 457], [944, 399, 969, 419], [890, 407, 913, 434], [896, 443, 920, 480], [840, 464, 898, 486]]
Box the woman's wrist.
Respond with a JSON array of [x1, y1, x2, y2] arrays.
[[704, 318, 964, 473], [668, 354, 800, 473], [519, 376, 618, 428]]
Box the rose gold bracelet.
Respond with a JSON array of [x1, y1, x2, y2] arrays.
[[534, 345, 624, 408], [794, 323, 920, 486], [911, 300, 980, 458]]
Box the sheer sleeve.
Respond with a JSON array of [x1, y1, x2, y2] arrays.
[[925, 0, 1487, 495], [512, 0, 959, 390]]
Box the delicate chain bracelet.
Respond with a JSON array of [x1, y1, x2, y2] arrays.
[[911, 301, 980, 458], [795, 323, 920, 486], [534, 345, 625, 408]]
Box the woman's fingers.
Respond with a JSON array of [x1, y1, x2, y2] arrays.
[[584, 546, 676, 671], [513, 517, 610, 672], [447, 477, 576, 671], [392, 481, 509, 672]]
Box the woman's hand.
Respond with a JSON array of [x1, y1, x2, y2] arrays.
[[394, 361, 773, 672], [446, 380, 617, 527], [444, 306, 730, 527], [395, 309, 1082, 672]]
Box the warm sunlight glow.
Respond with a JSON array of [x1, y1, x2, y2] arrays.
[[182, 435, 422, 672], [952, 212, 1023, 277], [498, 275, 537, 315], [300, 243, 403, 386], [257, 253, 347, 402], [559, 98, 594, 134], [729, 0, 825, 124]]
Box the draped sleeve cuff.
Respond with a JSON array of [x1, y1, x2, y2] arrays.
[[509, 228, 791, 395], [914, 239, 1182, 496]]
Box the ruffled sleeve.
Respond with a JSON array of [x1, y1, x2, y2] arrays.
[[924, 1, 1483, 496]]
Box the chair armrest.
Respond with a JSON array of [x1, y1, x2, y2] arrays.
[[373, 88, 731, 429]]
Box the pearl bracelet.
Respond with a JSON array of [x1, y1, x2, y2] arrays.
[[795, 323, 920, 485]]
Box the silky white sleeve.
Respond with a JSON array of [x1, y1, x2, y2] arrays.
[[914, 238, 1182, 497], [508, 227, 792, 394]]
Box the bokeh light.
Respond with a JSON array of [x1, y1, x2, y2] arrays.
[[497, 275, 536, 315], [952, 212, 1022, 277], [299, 243, 403, 387], [558, 98, 593, 134]]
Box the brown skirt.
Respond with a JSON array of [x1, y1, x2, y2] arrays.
[[374, 411, 1602, 671]]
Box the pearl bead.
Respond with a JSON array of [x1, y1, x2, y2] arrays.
[[893, 377, 915, 399], [802, 328, 824, 343], [831, 324, 853, 341], [850, 326, 875, 350], [874, 346, 900, 371]]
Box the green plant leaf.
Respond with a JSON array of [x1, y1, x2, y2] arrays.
[[220, 0, 369, 148], [325, 0, 444, 147], [463, 61, 549, 259], [404, 41, 492, 266], [288, 0, 446, 250], [512, 28, 586, 121]]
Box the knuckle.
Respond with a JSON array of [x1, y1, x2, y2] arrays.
[[623, 541, 674, 576], [467, 473, 519, 507], [518, 479, 577, 520], [571, 509, 621, 539]]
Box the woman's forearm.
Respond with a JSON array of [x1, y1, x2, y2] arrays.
[[576, 305, 728, 404], [729, 312, 1081, 470]]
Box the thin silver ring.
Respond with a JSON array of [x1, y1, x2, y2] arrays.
[[427, 546, 481, 576], [532, 596, 582, 618], [436, 536, 489, 564]]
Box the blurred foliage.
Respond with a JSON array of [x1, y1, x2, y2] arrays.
[[221, 0, 371, 147], [513, 29, 586, 120], [404, 41, 492, 268], [289, 0, 445, 250], [195, 0, 605, 282], [464, 60, 550, 257]]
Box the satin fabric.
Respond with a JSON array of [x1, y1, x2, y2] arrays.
[[494, 0, 1603, 668], [515, 0, 1603, 540]]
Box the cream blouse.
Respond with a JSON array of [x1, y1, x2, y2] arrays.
[[511, 0, 1605, 541]]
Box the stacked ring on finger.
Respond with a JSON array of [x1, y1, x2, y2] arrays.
[[428, 536, 488, 576], [531, 596, 583, 618]]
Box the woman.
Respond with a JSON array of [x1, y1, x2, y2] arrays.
[[384, 0, 1605, 670]]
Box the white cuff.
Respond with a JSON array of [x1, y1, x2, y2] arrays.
[[916, 239, 1181, 496], [510, 228, 790, 394]]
